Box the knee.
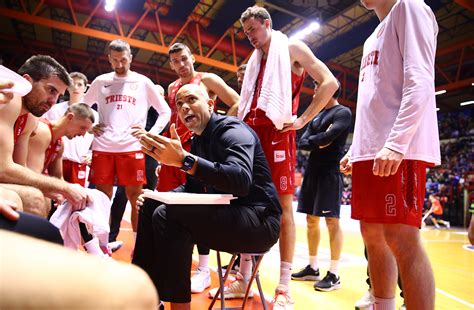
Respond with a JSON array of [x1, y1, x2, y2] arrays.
[[325, 218, 340, 232], [0, 187, 23, 212], [384, 225, 419, 258], [360, 222, 383, 247], [21, 188, 46, 217], [151, 205, 167, 231], [280, 210, 294, 227], [306, 215, 319, 230]]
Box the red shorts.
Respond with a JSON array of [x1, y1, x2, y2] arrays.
[[351, 160, 428, 227], [62, 159, 87, 187], [156, 140, 191, 191], [89, 151, 146, 186], [250, 125, 296, 195]]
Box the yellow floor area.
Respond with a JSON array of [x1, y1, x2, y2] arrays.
[[115, 204, 474, 309]]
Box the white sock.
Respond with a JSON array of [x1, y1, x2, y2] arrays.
[[329, 260, 339, 276], [279, 261, 292, 287], [374, 297, 396, 310], [198, 254, 210, 273], [309, 256, 318, 270], [239, 254, 252, 282], [84, 237, 104, 257]]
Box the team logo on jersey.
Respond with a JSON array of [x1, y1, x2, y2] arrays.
[[377, 24, 385, 38], [280, 176, 288, 191], [135, 152, 144, 159], [137, 169, 144, 181], [130, 83, 138, 90], [274, 150, 286, 163]]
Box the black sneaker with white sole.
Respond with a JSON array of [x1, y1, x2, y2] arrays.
[[291, 265, 321, 281], [314, 271, 341, 291]]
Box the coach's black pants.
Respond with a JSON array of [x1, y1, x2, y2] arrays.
[[132, 198, 280, 303]]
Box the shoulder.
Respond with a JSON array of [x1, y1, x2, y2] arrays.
[[393, 0, 433, 18], [215, 115, 255, 143], [31, 120, 51, 142]]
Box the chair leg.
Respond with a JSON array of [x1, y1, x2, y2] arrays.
[[209, 252, 238, 310], [241, 255, 266, 309]]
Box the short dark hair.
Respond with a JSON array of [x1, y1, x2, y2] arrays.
[[168, 43, 192, 56], [65, 103, 95, 123], [240, 6, 272, 28], [18, 55, 71, 87], [69, 72, 88, 85], [108, 39, 131, 54], [238, 64, 247, 72]]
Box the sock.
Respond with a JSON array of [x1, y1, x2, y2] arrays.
[[374, 297, 396, 310], [198, 254, 210, 273], [84, 237, 104, 256], [329, 260, 339, 276], [309, 256, 318, 270], [239, 254, 252, 282], [279, 261, 292, 287]]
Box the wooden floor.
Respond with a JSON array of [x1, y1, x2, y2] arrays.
[[113, 204, 474, 309]]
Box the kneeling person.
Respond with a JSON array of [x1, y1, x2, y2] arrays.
[[133, 84, 281, 307]]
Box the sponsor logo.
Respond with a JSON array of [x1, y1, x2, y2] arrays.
[[130, 83, 138, 90], [104, 84, 112, 88], [271, 140, 281, 146], [137, 169, 144, 181], [274, 150, 286, 163], [135, 152, 144, 159], [322, 210, 331, 214], [78, 170, 86, 179]]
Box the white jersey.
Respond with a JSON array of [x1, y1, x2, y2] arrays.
[[83, 71, 171, 153], [43, 101, 97, 164], [351, 0, 440, 166]]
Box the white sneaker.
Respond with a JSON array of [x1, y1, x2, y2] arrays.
[[355, 290, 375, 309], [108, 240, 123, 252], [271, 285, 294, 310], [191, 268, 211, 293], [208, 273, 252, 299]]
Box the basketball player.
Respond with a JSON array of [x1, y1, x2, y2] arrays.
[[225, 6, 338, 308], [339, 0, 440, 309], [83, 39, 171, 239]]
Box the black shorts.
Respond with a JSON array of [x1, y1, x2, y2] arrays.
[[297, 165, 343, 218]]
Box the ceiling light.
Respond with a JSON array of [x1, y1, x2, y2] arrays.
[[290, 21, 320, 40], [460, 101, 474, 106], [435, 90, 446, 96], [105, 0, 116, 12]]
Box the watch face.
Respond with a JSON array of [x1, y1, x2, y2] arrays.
[[182, 155, 195, 171]]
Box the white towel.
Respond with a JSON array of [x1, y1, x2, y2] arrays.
[[238, 30, 293, 130], [50, 189, 111, 250]]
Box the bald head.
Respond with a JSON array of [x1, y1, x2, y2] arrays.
[[175, 84, 213, 135], [175, 84, 209, 103]]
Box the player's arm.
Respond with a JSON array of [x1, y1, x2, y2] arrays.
[[383, 1, 437, 156], [283, 40, 338, 131], [306, 109, 352, 148], [12, 114, 38, 167], [47, 143, 64, 180], [26, 121, 51, 173], [147, 81, 171, 135], [202, 73, 240, 116]]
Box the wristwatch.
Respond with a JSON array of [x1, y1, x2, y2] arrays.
[[181, 154, 196, 172]]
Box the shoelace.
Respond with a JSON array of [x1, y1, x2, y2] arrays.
[[271, 291, 293, 306]]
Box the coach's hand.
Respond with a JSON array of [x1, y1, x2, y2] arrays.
[[140, 123, 185, 168], [339, 152, 352, 176], [373, 147, 403, 177]]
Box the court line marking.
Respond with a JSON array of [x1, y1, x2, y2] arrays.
[[436, 288, 474, 308]]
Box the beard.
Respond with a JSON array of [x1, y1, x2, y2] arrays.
[[22, 96, 49, 117]]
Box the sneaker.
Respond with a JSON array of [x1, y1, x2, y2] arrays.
[[314, 271, 341, 292], [108, 240, 123, 252], [100, 245, 112, 257], [399, 304, 406, 310], [191, 268, 211, 293], [208, 273, 252, 299], [355, 290, 375, 309], [445, 221, 450, 229], [291, 265, 320, 281], [271, 285, 294, 310]]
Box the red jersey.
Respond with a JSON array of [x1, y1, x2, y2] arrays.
[[41, 119, 62, 174], [244, 58, 305, 127], [166, 73, 203, 143], [431, 198, 443, 215], [13, 113, 29, 145]]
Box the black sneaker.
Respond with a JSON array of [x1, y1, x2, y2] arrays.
[[222, 255, 240, 275], [291, 265, 321, 281], [314, 271, 341, 291]]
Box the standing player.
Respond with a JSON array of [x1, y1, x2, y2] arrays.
[[43, 72, 97, 187], [83, 39, 171, 239], [291, 82, 351, 292], [339, 0, 440, 309], [234, 6, 338, 308]]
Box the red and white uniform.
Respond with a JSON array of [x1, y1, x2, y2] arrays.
[[41, 118, 63, 175], [13, 113, 29, 145], [350, 0, 440, 227], [244, 58, 305, 195], [83, 71, 171, 153], [157, 74, 202, 192], [44, 101, 97, 186]]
